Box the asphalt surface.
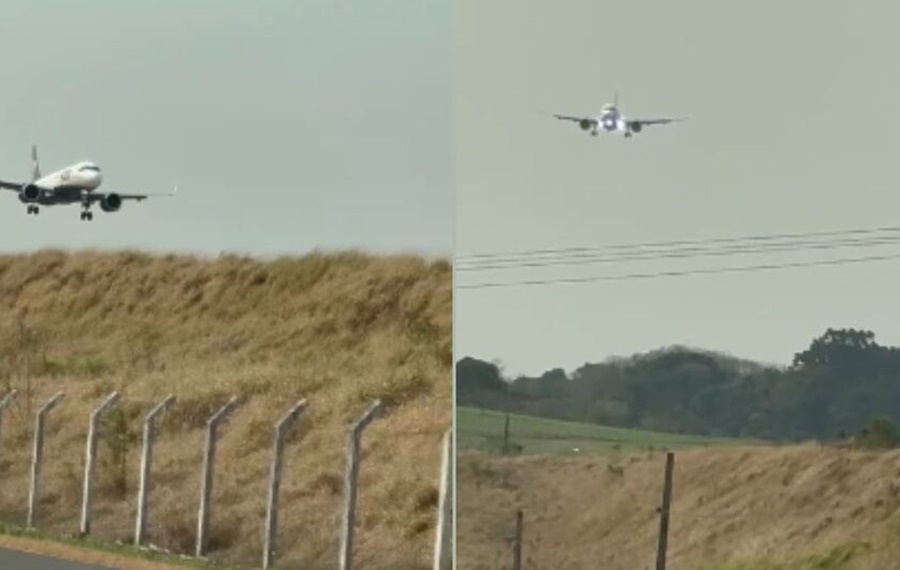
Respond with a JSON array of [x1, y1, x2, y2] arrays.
[[0, 547, 116, 569]]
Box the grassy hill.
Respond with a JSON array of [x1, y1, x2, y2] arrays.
[[457, 442, 900, 570], [457, 406, 750, 455], [458, 408, 900, 569], [0, 249, 451, 569]]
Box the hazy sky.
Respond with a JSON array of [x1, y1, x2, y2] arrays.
[[0, 1, 451, 257], [454, 0, 900, 376]]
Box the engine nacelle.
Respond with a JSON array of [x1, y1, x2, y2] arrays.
[[630, 122, 642, 133], [100, 193, 122, 212], [579, 119, 593, 131], [18, 184, 41, 203]]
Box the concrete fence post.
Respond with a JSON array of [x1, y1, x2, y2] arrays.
[[432, 428, 453, 570], [27, 391, 64, 528], [80, 391, 121, 536], [0, 390, 16, 468], [134, 394, 175, 547], [338, 399, 383, 570], [262, 398, 309, 569], [195, 395, 240, 557]]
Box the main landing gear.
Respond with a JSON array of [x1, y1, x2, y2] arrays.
[[80, 199, 93, 221], [26, 205, 39, 215]]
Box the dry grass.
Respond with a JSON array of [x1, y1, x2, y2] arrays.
[[457, 444, 900, 570], [0, 248, 451, 570]]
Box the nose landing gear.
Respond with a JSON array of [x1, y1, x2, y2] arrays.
[[26, 205, 39, 215]]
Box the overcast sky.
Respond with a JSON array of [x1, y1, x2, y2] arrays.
[[454, 0, 900, 376], [0, 0, 452, 258]]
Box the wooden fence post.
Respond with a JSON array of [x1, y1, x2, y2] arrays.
[[655, 451, 675, 570], [503, 413, 510, 454], [512, 509, 523, 570]]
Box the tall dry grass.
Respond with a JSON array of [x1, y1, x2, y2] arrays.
[[457, 445, 900, 570], [0, 249, 451, 569]]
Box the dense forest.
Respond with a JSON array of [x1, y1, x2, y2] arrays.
[[457, 328, 900, 442]]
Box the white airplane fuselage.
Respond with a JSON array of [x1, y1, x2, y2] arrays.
[[38, 161, 104, 192], [25, 161, 104, 205], [590, 105, 627, 136]]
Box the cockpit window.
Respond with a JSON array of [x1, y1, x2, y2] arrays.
[[79, 165, 100, 172]]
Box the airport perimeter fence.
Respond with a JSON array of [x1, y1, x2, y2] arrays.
[[0, 389, 453, 570], [500, 452, 676, 570]]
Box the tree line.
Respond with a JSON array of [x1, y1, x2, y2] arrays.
[[456, 328, 900, 443]]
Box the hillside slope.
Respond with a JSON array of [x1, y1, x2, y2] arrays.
[[0, 249, 451, 569], [458, 445, 900, 570]]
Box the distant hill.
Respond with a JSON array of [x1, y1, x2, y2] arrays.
[[457, 328, 900, 442]]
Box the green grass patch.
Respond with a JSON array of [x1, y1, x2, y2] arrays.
[[697, 542, 873, 570], [457, 406, 758, 455], [0, 520, 247, 569]]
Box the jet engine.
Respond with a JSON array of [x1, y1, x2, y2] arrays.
[[630, 122, 642, 133], [579, 119, 593, 131], [100, 193, 122, 212], [17, 184, 41, 203]]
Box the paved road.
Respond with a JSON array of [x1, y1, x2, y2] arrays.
[[0, 547, 116, 569]]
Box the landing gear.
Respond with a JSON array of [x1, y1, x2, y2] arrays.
[[26, 205, 39, 215], [80, 199, 93, 221]]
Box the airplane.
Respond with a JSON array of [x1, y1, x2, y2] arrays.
[[0, 144, 177, 221], [552, 92, 686, 138]]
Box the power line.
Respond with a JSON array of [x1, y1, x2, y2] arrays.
[[455, 251, 900, 290], [457, 235, 900, 272], [455, 224, 900, 263]]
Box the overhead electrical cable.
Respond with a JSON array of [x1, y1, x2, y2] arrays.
[[456, 223, 900, 289], [458, 249, 900, 290], [457, 235, 900, 272], [456, 224, 900, 264]]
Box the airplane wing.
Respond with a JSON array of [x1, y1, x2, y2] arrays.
[[553, 114, 595, 125], [87, 185, 178, 202], [0, 179, 23, 191], [626, 117, 687, 128]]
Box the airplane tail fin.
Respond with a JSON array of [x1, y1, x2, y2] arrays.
[[31, 144, 41, 181]]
